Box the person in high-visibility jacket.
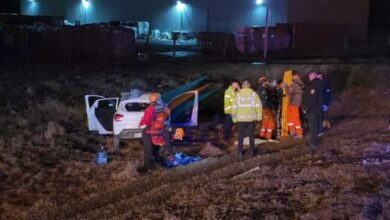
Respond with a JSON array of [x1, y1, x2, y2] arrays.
[[232, 80, 262, 157], [223, 79, 240, 141]]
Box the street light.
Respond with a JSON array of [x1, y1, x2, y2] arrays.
[[256, 0, 269, 61], [176, 1, 185, 31], [82, 0, 90, 9], [176, 1, 185, 12], [256, 0, 264, 5]]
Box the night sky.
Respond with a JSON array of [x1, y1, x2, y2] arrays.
[[369, 0, 390, 30], [0, 0, 20, 14]]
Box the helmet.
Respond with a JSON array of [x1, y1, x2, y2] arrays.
[[174, 128, 185, 140], [149, 93, 159, 102], [258, 76, 267, 82]]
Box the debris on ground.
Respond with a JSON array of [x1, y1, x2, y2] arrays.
[[199, 142, 225, 157]]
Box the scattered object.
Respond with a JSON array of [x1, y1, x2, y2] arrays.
[[323, 120, 332, 129], [386, 144, 390, 153], [199, 142, 224, 157], [360, 158, 390, 166], [96, 146, 108, 165], [174, 128, 185, 140], [234, 137, 279, 146], [163, 152, 202, 167], [388, 116, 390, 131], [232, 166, 260, 180]]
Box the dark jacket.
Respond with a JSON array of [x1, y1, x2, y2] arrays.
[[301, 78, 323, 114], [321, 79, 331, 106], [256, 85, 274, 109]]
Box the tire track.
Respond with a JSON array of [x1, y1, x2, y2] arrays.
[[77, 143, 309, 219]]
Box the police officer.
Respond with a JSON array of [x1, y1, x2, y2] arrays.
[[232, 80, 262, 157], [301, 72, 323, 148], [317, 72, 332, 135], [223, 79, 240, 142]]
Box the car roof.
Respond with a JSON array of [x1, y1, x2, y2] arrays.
[[120, 93, 161, 103]]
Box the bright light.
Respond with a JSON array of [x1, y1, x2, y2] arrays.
[[28, 0, 35, 2], [176, 1, 185, 12], [256, 0, 264, 5], [82, 0, 90, 9]]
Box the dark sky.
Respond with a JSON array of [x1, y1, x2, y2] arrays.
[[369, 0, 390, 30], [0, 0, 20, 14]]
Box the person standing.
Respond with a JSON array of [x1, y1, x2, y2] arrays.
[[274, 79, 284, 139], [232, 80, 262, 156], [317, 72, 332, 135], [223, 79, 240, 142], [138, 93, 174, 173], [257, 76, 275, 140], [285, 71, 304, 138], [301, 72, 323, 148]]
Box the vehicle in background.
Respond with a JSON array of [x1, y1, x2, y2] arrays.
[[85, 90, 199, 149]]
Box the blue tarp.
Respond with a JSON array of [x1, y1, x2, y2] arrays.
[[164, 152, 202, 167]]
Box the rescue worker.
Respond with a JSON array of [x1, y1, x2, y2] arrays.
[[301, 72, 323, 148], [257, 76, 275, 140], [232, 80, 262, 157], [317, 72, 332, 135], [137, 93, 175, 172], [285, 71, 304, 138], [223, 79, 240, 142], [274, 79, 284, 138]]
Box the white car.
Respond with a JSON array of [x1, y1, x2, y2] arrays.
[[85, 91, 199, 149]]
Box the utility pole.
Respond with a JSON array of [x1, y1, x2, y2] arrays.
[[263, 5, 269, 61]]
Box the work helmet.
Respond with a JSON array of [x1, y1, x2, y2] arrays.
[[149, 93, 159, 102], [174, 128, 185, 140], [258, 76, 267, 83]]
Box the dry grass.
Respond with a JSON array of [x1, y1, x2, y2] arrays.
[[0, 62, 390, 219]]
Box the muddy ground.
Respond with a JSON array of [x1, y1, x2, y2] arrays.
[[0, 61, 390, 219]]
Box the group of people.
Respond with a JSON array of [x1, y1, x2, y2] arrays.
[[137, 70, 331, 172], [224, 70, 331, 156]]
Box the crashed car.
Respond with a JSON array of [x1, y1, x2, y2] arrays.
[[85, 90, 199, 149]]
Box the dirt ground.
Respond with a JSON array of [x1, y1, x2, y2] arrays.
[[0, 61, 389, 219]]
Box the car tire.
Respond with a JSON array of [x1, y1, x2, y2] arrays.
[[113, 136, 121, 153]]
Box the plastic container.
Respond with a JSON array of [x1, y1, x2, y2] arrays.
[[386, 144, 390, 153], [96, 146, 108, 165]]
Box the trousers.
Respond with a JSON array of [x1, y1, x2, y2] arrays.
[[224, 114, 234, 139], [260, 108, 275, 140], [287, 105, 303, 137], [306, 112, 320, 147], [237, 121, 256, 153], [142, 128, 174, 168]]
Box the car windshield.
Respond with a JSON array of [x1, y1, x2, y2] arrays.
[[125, 102, 149, 112]]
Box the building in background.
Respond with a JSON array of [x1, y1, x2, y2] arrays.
[[19, 0, 287, 33]]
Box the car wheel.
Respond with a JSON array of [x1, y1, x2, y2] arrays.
[[113, 136, 121, 153]]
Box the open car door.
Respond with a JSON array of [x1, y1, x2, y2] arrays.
[[168, 91, 198, 127], [92, 98, 119, 135], [85, 95, 105, 132]]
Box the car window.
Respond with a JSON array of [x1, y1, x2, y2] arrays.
[[125, 103, 149, 112], [97, 100, 116, 109]]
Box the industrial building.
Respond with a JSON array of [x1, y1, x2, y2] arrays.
[[18, 0, 369, 41], [0, 0, 372, 60]]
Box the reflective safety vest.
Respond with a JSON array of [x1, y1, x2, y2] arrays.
[[224, 85, 237, 115], [232, 88, 262, 122]]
